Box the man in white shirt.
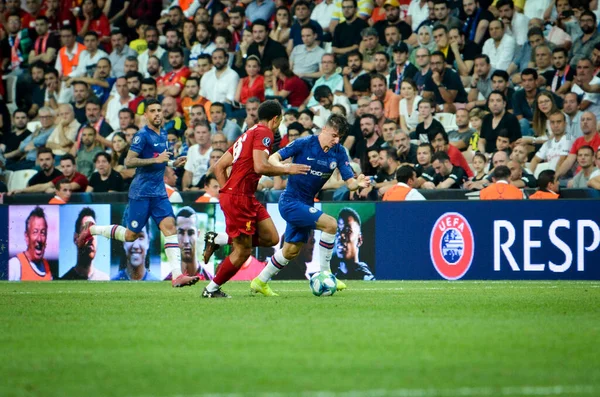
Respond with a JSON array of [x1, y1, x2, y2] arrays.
[[104, 77, 135, 130], [572, 58, 600, 120], [311, 0, 336, 37], [497, 0, 529, 46], [530, 111, 572, 174], [182, 123, 213, 190], [200, 49, 239, 104], [69, 32, 108, 78], [482, 19, 516, 72], [407, 0, 429, 32], [138, 27, 165, 77]]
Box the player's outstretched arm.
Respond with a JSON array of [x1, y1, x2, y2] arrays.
[[256, 151, 310, 176], [345, 174, 371, 192], [214, 150, 233, 188], [125, 149, 170, 168]]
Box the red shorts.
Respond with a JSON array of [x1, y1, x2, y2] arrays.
[[220, 192, 270, 238]]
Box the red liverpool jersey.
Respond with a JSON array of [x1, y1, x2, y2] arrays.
[[223, 124, 274, 197]]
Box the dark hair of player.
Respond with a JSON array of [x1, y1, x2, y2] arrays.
[[144, 98, 161, 111], [257, 100, 283, 122], [325, 114, 349, 138]]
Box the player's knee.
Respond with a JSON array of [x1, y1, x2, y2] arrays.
[[282, 244, 300, 259]]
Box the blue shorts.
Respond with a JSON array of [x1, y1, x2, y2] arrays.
[[124, 197, 174, 233], [279, 199, 322, 244]]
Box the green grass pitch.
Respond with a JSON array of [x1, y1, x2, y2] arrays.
[[0, 281, 599, 397]]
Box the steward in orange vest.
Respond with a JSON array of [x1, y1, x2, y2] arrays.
[[382, 165, 426, 201], [480, 166, 524, 200], [529, 169, 560, 200]]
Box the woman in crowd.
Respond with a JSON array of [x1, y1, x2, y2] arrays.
[[235, 55, 266, 105], [110, 132, 129, 171], [77, 0, 111, 51], [269, 6, 292, 45], [520, 91, 560, 150], [409, 26, 436, 66], [271, 57, 310, 108], [399, 79, 422, 133]]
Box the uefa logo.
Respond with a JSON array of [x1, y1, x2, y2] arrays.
[[430, 212, 475, 280]]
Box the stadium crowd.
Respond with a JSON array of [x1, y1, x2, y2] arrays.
[[1, 0, 600, 202]]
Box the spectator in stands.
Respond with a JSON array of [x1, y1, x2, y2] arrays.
[[288, 1, 323, 53], [3, 14, 29, 75], [28, 16, 59, 67], [162, 96, 186, 138], [68, 32, 109, 79], [83, 97, 113, 149], [181, 77, 211, 126], [77, 0, 110, 50], [43, 68, 70, 110], [549, 47, 575, 96], [137, 26, 164, 76], [373, 0, 415, 46], [7, 107, 56, 171], [134, 78, 160, 115], [490, 70, 514, 112], [163, 166, 183, 203], [563, 92, 583, 140], [468, 152, 488, 183], [507, 28, 546, 78], [568, 145, 597, 188], [569, 10, 600, 67], [429, 129, 473, 178], [11, 154, 88, 195], [126, 0, 162, 32], [414, 97, 443, 143], [195, 174, 220, 203], [359, 27, 384, 67], [373, 147, 400, 195], [156, 47, 190, 98], [210, 102, 241, 145], [23, 62, 46, 119], [14, 148, 64, 192], [556, 112, 600, 180], [448, 108, 475, 152], [395, 130, 418, 164], [104, 78, 134, 130], [423, 51, 467, 114], [245, 0, 276, 23], [462, 0, 494, 46], [182, 20, 198, 51], [399, 79, 422, 134], [183, 123, 212, 191], [190, 21, 216, 63], [110, 132, 132, 177], [310, 86, 352, 128], [389, 43, 418, 95], [271, 57, 310, 108], [86, 151, 125, 192], [572, 58, 600, 120], [529, 170, 560, 199], [479, 91, 521, 155], [200, 48, 239, 106], [332, 0, 368, 58], [241, 98, 260, 131], [354, 114, 384, 172], [421, 151, 467, 189], [406, 0, 430, 32], [290, 25, 325, 81], [234, 56, 265, 106], [2, 110, 32, 166], [73, 126, 103, 179], [123, 124, 138, 146], [248, 19, 287, 72], [108, 30, 137, 78], [342, 51, 368, 99], [45, 104, 80, 161], [467, 55, 494, 111], [533, 45, 554, 86], [48, 178, 72, 204], [508, 158, 537, 189], [379, 119, 396, 148], [447, 27, 478, 80], [514, 69, 562, 137], [116, 110, 135, 138], [383, 164, 426, 201], [587, 150, 600, 190], [497, 0, 529, 46], [371, 73, 399, 122], [479, 165, 523, 200], [482, 19, 516, 72], [432, 0, 461, 31], [530, 111, 571, 175]]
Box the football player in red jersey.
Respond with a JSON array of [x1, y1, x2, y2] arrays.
[[201, 100, 310, 298]]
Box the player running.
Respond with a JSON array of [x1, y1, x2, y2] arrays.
[[250, 114, 370, 296], [76, 98, 199, 287], [201, 100, 311, 298]]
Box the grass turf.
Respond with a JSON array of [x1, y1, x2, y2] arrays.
[[0, 281, 598, 397]]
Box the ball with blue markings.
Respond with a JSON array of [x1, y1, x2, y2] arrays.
[[309, 271, 337, 297]]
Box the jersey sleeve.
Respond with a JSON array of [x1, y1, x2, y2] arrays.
[[277, 138, 304, 161], [337, 149, 354, 181], [252, 127, 274, 154], [130, 131, 146, 154]]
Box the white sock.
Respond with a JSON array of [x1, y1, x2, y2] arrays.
[[258, 250, 290, 282], [215, 232, 229, 245], [164, 235, 182, 278], [206, 281, 220, 292], [90, 225, 126, 241], [319, 232, 336, 273]]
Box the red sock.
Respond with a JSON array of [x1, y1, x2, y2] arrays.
[[228, 236, 232, 244], [213, 256, 240, 286]]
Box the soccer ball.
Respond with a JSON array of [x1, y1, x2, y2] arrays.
[[309, 271, 337, 297]]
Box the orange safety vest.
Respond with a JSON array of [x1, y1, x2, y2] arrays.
[[48, 196, 66, 204], [17, 252, 52, 281], [383, 185, 412, 201], [529, 190, 559, 200], [165, 184, 176, 198], [195, 194, 212, 203], [480, 183, 523, 200], [59, 43, 86, 76]]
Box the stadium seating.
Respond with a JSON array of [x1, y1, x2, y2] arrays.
[[7, 169, 37, 192]]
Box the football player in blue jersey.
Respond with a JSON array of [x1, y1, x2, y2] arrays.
[[76, 98, 200, 287], [250, 114, 371, 296]]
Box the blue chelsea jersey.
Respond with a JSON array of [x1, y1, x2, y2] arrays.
[[278, 136, 354, 204], [128, 125, 169, 200]]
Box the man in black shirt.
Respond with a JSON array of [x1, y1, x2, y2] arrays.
[[71, 81, 90, 125], [423, 51, 468, 113], [2, 110, 32, 164], [247, 19, 287, 73], [462, 0, 495, 46], [20, 148, 63, 190], [448, 27, 479, 78], [479, 90, 521, 154], [373, 0, 416, 46], [422, 151, 467, 189], [395, 130, 418, 164], [413, 97, 444, 142], [490, 70, 515, 111], [332, 0, 369, 59], [87, 152, 125, 192]]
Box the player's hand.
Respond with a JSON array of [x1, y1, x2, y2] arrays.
[[286, 163, 311, 175], [155, 150, 171, 164], [174, 156, 187, 167], [356, 174, 370, 189]]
